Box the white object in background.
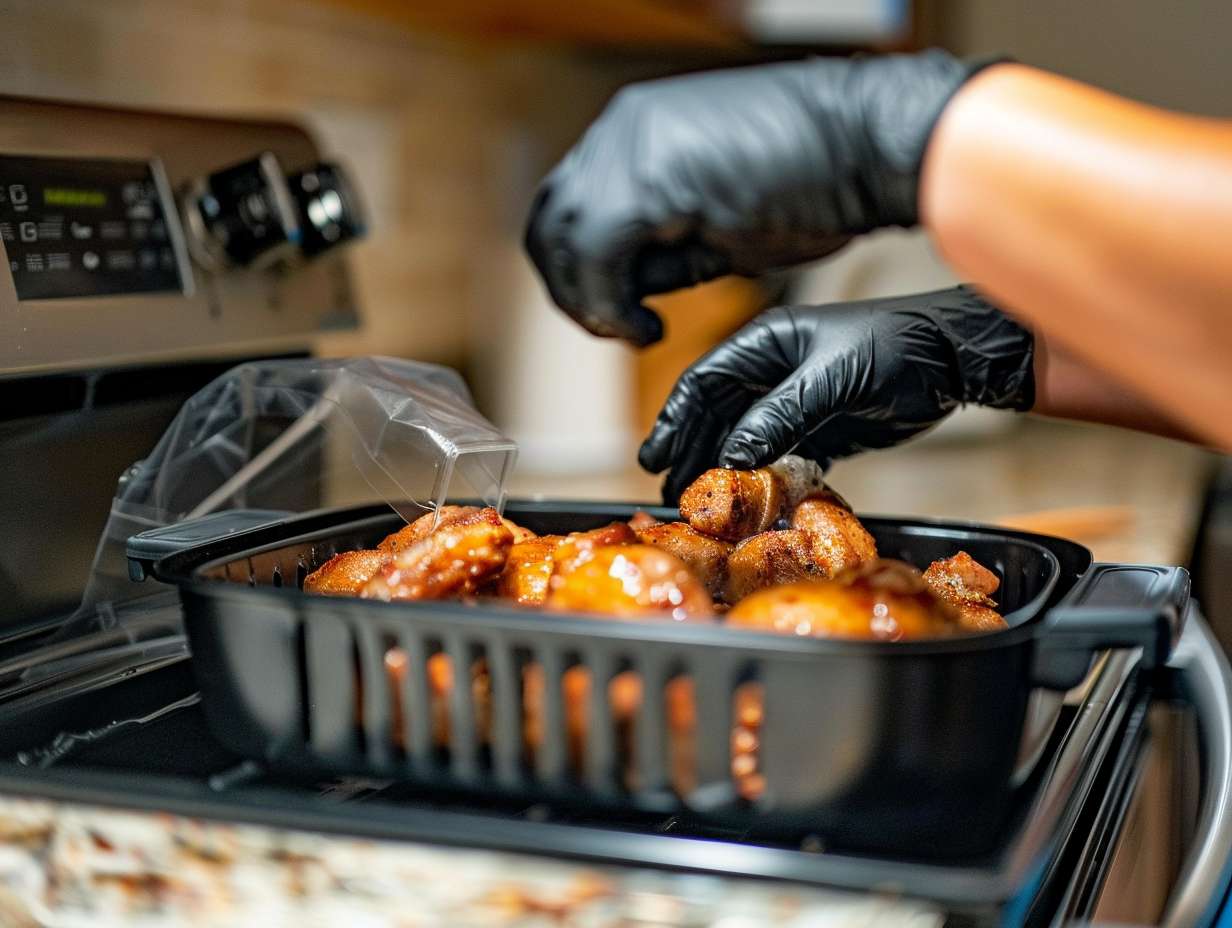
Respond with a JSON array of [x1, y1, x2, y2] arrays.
[[470, 132, 635, 476], [743, 0, 910, 44], [793, 228, 1020, 441]]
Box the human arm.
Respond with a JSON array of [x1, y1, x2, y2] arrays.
[[921, 64, 1232, 449]]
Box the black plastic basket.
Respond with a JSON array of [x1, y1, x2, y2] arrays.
[[132, 500, 1188, 857]]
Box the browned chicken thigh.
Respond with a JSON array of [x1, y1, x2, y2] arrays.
[[303, 549, 390, 595], [679, 467, 785, 541], [923, 551, 1007, 632], [494, 536, 561, 606], [728, 559, 964, 641], [789, 496, 877, 569], [379, 505, 535, 554], [363, 507, 514, 601], [634, 521, 733, 600], [546, 544, 714, 621]]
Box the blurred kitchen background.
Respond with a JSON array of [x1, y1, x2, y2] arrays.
[[1, 0, 1230, 649]]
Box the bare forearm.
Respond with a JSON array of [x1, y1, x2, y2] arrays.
[[922, 64, 1232, 449], [1032, 335, 1203, 444]]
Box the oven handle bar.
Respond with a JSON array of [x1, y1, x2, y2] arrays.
[[1162, 608, 1232, 928]]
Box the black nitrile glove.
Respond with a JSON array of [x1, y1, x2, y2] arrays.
[[639, 287, 1035, 503], [524, 50, 995, 346]]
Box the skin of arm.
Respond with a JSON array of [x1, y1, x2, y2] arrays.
[[921, 64, 1232, 450], [1033, 334, 1203, 444]]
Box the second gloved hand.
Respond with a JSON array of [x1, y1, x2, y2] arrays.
[[639, 287, 1035, 502]]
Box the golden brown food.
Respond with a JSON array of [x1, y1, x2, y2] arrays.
[[303, 549, 390, 596], [679, 467, 785, 542], [363, 507, 514, 601], [728, 559, 963, 641], [789, 496, 878, 569], [377, 504, 482, 554], [627, 510, 661, 532], [724, 529, 827, 603], [501, 517, 538, 544], [495, 537, 560, 606], [550, 522, 638, 575], [546, 544, 715, 621], [923, 551, 1007, 632], [634, 521, 733, 600]]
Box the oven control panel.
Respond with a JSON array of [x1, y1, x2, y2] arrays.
[[0, 95, 364, 374], [0, 155, 189, 301]]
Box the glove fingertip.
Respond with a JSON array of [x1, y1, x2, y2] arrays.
[[637, 434, 668, 473], [717, 436, 763, 470]]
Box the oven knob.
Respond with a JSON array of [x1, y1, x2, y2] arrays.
[[287, 162, 365, 258], [182, 152, 300, 270]]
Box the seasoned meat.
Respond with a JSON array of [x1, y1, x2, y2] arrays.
[[724, 529, 827, 603], [362, 507, 513, 601], [550, 521, 638, 575], [627, 510, 661, 532], [789, 496, 878, 571], [494, 537, 560, 606], [547, 544, 714, 622], [728, 559, 963, 641], [377, 504, 535, 554], [923, 551, 1007, 632], [303, 549, 389, 596], [376, 505, 482, 554], [679, 467, 785, 542], [634, 521, 733, 599], [677, 455, 840, 543]]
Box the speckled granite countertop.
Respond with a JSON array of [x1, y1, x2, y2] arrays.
[[0, 419, 1213, 925], [0, 797, 941, 927]]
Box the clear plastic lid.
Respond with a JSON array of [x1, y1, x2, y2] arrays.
[[78, 356, 517, 618]]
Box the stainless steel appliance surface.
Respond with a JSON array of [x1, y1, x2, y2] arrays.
[[0, 96, 1228, 927]]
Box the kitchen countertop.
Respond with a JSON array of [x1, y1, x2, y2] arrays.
[[0, 797, 941, 927], [506, 418, 1217, 566], [0, 418, 1215, 926]]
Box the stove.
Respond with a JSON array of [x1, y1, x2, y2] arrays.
[[0, 96, 1229, 926]]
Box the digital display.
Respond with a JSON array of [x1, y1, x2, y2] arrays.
[[0, 155, 186, 301], [43, 187, 108, 208]]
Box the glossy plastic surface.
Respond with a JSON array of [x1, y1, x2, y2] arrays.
[[143, 501, 1186, 857]]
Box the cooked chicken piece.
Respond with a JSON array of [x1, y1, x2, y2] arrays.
[[728, 559, 963, 641], [501, 517, 538, 544], [679, 467, 786, 542], [303, 549, 389, 595], [547, 544, 714, 622], [495, 536, 561, 606], [377, 504, 481, 554], [722, 493, 879, 603], [724, 529, 826, 603], [362, 507, 513, 601], [627, 510, 661, 532], [634, 521, 733, 599], [377, 504, 535, 554], [550, 521, 638, 575], [678, 455, 838, 543], [923, 551, 1007, 632], [789, 496, 878, 571]]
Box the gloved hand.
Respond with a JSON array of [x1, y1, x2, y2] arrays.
[[524, 50, 996, 346], [638, 287, 1035, 502]]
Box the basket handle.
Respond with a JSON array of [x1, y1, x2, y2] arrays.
[[1031, 563, 1190, 689], [126, 509, 294, 581]]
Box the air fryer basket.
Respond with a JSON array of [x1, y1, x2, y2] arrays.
[[137, 501, 1188, 858]]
